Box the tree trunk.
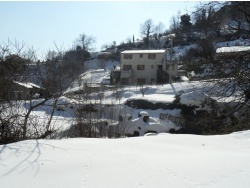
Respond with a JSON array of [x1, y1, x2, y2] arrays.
[[45, 98, 59, 133], [22, 99, 49, 140]]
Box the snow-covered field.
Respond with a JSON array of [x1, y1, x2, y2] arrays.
[[1, 131, 250, 188]]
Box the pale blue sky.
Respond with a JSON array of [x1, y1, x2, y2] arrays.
[[0, 1, 198, 57]]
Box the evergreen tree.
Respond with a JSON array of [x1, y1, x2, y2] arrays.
[[180, 14, 192, 33]]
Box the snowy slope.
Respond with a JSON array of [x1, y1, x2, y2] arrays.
[[84, 58, 120, 71], [65, 59, 120, 94], [66, 75, 202, 105], [4, 81, 202, 136], [1, 131, 250, 188]]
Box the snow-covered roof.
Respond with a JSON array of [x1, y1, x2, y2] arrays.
[[216, 46, 250, 53], [27, 82, 41, 89], [121, 50, 166, 54], [13, 81, 42, 89], [13, 81, 33, 89]]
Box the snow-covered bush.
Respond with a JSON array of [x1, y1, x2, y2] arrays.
[[173, 91, 250, 135], [170, 94, 221, 134], [125, 111, 179, 136], [0, 113, 23, 144]]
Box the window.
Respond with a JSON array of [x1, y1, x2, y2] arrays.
[[137, 65, 145, 70], [124, 54, 132, 59], [151, 65, 154, 69], [123, 65, 132, 71], [139, 54, 143, 58], [148, 54, 156, 59]]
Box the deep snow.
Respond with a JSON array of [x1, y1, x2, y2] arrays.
[[1, 131, 250, 188]]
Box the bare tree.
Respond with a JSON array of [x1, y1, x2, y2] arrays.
[[155, 22, 165, 37], [75, 33, 96, 52], [227, 2, 250, 34], [169, 11, 181, 34], [140, 19, 155, 48], [194, 1, 250, 133], [0, 40, 34, 141], [193, 2, 224, 37], [112, 84, 124, 104], [154, 22, 166, 47], [139, 84, 149, 97], [0, 39, 82, 143]]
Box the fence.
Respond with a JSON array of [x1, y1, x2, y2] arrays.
[[159, 113, 185, 127]]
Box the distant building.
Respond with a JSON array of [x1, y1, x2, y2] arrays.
[[120, 50, 178, 85], [11, 81, 44, 100]]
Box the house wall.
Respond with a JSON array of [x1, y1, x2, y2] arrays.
[[165, 60, 179, 77], [120, 52, 165, 85], [12, 84, 33, 100]]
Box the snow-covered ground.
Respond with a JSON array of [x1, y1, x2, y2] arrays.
[[1, 45, 250, 187], [65, 59, 120, 94], [216, 37, 250, 48], [29, 81, 202, 131], [1, 131, 250, 188], [7, 81, 198, 135]]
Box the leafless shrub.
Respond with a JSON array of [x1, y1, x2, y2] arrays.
[[139, 84, 149, 97]]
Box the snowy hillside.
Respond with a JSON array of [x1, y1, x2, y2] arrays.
[[16, 81, 202, 134], [170, 44, 197, 60], [65, 59, 120, 94], [84, 58, 120, 71], [1, 131, 250, 188]]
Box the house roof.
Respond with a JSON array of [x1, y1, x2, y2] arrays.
[[13, 81, 33, 89], [13, 81, 42, 89], [121, 50, 166, 54], [216, 46, 250, 54], [27, 82, 41, 89]]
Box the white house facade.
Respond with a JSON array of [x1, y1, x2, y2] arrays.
[[120, 50, 178, 85]]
